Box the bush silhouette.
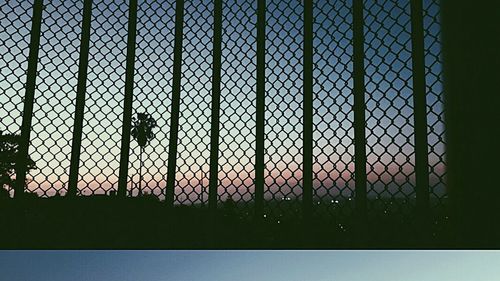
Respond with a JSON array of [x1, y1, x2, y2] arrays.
[[0, 129, 36, 195]]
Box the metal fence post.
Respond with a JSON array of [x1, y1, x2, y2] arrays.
[[255, 0, 266, 218], [303, 0, 314, 220], [67, 0, 93, 197], [208, 0, 223, 212], [165, 0, 185, 207], [117, 0, 138, 197], [410, 0, 430, 219], [14, 0, 44, 199], [353, 0, 367, 219]]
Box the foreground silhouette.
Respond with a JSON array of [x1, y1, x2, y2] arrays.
[[0, 194, 456, 249]]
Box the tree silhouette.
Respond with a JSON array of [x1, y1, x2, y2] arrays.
[[0, 129, 36, 196], [131, 112, 157, 196]]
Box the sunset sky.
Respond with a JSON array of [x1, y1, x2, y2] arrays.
[[0, 0, 444, 202], [0, 251, 498, 281]]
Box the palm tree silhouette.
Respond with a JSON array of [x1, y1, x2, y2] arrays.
[[131, 112, 157, 196]]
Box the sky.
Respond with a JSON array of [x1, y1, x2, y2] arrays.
[[0, 0, 444, 203], [0, 251, 498, 281]]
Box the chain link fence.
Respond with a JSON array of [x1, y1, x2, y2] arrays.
[[1, 0, 34, 196], [364, 0, 416, 217], [423, 0, 445, 210], [313, 0, 355, 219], [131, 0, 175, 198], [0, 0, 445, 220]]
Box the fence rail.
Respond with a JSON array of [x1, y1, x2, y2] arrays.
[[0, 0, 445, 219]]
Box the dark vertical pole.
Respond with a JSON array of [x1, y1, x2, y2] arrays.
[[14, 0, 44, 198], [255, 0, 266, 218], [303, 0, 313, 220], [410, 0, 429, 220], [67, 0, 93, 197], [117, 0, 138, 197], [353, 0, 367, 219], [208, 0, 223, 212], [442, 0, 500, 246], [165, 0, 185, 207]]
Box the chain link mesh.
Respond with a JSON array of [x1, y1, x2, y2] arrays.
[[77, 0, 128, 196], [26, 0, 83, 197], [0, 0, 34, 196], [175, 0, 213, 206], [313, 0, 355, 219], [264, 0, 304, 218], [218, 0, 256, 214], [364, 0, 416, 217], [130, 0, 175, 199], [0, 0, 446, 220], [423, 0, 445, 209]]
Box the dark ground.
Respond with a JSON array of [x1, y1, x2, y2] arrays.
[[0, 195, 467, 249]]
